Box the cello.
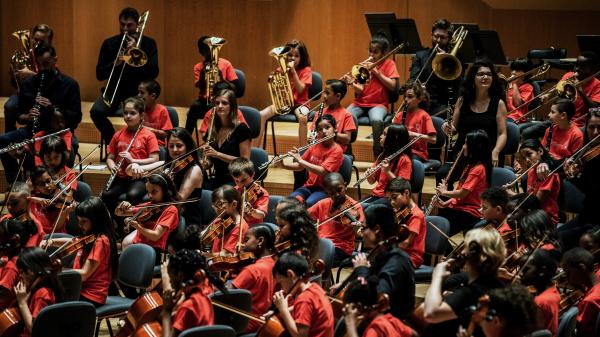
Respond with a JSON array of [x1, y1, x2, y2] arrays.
[[114, 292, 164, 337]]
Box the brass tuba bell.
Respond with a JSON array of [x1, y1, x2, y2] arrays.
[[431, 26, 468, 81]]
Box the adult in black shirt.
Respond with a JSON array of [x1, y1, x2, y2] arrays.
[[419, 226, 506, 337], [90, 7, 159, 145], [409, 19, 462, 116], [0, 42, 81, 184], [350, 204, 415, 320]]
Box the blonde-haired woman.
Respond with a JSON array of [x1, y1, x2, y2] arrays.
[[418, 227, 507, 336]]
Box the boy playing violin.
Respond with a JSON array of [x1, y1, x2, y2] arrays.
[[229, 157, 269, 226], [308, 172, 364, 266], [1, 182, 45, 247]]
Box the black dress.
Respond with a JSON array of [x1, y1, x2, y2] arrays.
[[203, 123, 251, 190]]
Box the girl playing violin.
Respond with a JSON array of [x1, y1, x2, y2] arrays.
[[14, 247, 64, 337], [37, 136, 77, 195], [229, 224, 277, 333], [0, 218, 38, 310], [129, 127, 204, 227], [117, 172, 179, 262], [308, 172, 364, 266], [161, 249, 226, 337], [229, 157, 269, 226], [364, 124, 413, 206], [272, 252, 334, 337], [274, 201, 319, 261], [208, 185, 248, 256], [1, 182, 45, 247], [343, 276, 417, 337]]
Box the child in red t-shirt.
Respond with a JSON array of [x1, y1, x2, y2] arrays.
[[272, 252, 334, 337], [436, 130, 491, 235], [344, 33, 400, 157], [230, 224, 277, 332], [27, 167, 76, 234], [542, 98, 584, 161], [479, 187, 511, 234], [1, 182, 45, 247], [385, 178, 426, 268], [209, 185, 248, 256], [117, 172, 179, 258], [257, 39, 313, 148], [557, 53, 600, 127], [32, 109, 72, 166], [279, 115, 344, 207], [185, 35, 240, 134], [392, 81, 436, 161], [0, 218, 38, 311], [102, 96, 160, 223], [343, 276, 416, 337], [506, 58, 535, 124], [229, 157, 269, 226], [15, 248, 63, 337], [161, 249, 225, 336], [38, 136, 78, 194], [138, 80, 173, 147], [300, 79, 357, 151], [308, 173, 365, 266]]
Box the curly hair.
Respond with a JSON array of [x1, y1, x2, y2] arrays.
[[487, 285, 539, 337], [460, 59, 505, 102], [168, 249, 226, 293], [463, 226, 506, 276], [277, 203, 318, 261]]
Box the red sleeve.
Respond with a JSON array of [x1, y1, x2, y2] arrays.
[[221, 60, 238, 81], [422, 113, 436, 135], [394, 155, 412, 181], [292, 296, 315, 328], [519, 83, 534, 101], [231, 265, 256, 290], [254, 190, 270, 213], [577, 298, 600, 335], [392, 111, 403, 124], [144, 131, 160, 155], [160, 106, 173, 132], [157, 206, 179, 232], [590, 81, 600, 102], [29, 288, 55, 318], [65, 168, 78, 190], [307, 200, 326, 221], [406, 212, 424, 237], [172, 304, 196, 332], [320, 146, 344, 174], [223, 221, 248, 254], [541, 127, 549, 146], [107, 132, 119, 156], [381, 59, 400, 79], [537, 173, 560, 192], [461, 165, 486, 193], [298, 67, 312, 86], [0, 263, 18, 293], [193, 63, 202, 83], [340, 112, 356, 133], [568, 129, 584, 155], [86, 235, 109, 263]]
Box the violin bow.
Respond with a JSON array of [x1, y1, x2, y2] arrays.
[[43, 197, 70, 252], [316, 196, 373, 228], [53, 145, 100, 185], [0, 153, 26, 216], [237, 187, 246, 254], [48, 163, 91, 204], [131, 198, 201, 210]]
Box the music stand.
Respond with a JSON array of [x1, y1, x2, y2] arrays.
[[577, 35, 600, 59], [475, 30, 508, 65], [364, 13, 422, 54], [453, 23, 479, 63]]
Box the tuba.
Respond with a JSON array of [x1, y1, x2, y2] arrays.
[[431, 26, 468, 81], [10, 30, 37, 90], [204, 37, 227, 103], [267, 46, 295, 115], [102, 10, 150, 107]]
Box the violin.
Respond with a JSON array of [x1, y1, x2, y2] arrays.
[[201, 214, 235, 246], [48, 234, 96, 262], [245, 183, 265, 206], [566, 144, 600, 178], [559, 289, 585, 315], [394, 206, 412, 225], [114, 291, 164, 337], [125, 206, 164, 234], [274, 240, 292, 255], [167, 155, 194, 179], [207, 252, 255, 273]]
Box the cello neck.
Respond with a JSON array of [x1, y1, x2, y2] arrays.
[[211, 299, 265, 323]]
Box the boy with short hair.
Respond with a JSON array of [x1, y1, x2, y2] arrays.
[[480, 187, 510, 233], [228, 157, 269, 226], [138, 79, 173, 146]]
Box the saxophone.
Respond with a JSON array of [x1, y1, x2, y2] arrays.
[[204, 37, 227, 103], [267, 46, 294, 115]]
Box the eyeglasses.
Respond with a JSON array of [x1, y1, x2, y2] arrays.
[[476, 72, 493, 78]]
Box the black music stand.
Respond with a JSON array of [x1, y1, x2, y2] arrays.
[[453, 23, 479, 63], [475, 30, 508, 65], [577, 35, 600, 58], [364, 13, 422, 54]]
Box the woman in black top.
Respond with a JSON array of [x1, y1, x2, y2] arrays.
[[201, 88, 251, 189], [438, 59, 507, 185]]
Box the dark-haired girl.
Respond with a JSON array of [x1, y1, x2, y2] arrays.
[[209, 185, 248, 256], [436, 130, 493, 234], [230, 224, 277, 333], [38, 135, 77, 194], [506, 58, 535, 124], [344, 33, 400, 157], [117, 172, 179, 257], [15, 248, 64, 337], [274, 200, 319, 262]]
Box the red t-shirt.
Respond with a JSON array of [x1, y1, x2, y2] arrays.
[[20, 287, 56, 337], [371, 154, 412, 198], [308, 197, 365, 256], [231, 256, 276, 332], [542, 124, 583, 161], [73, 235, 112, 304], [234, 185, 270, 227], [392, 108, 436, 161], [0, 213, 44, 248], [535, 285, 560, 337], [292, 283, 334, 337], [292, 67, 312, 105], [310, 106, 357, 152], [526, 169, 560, 225], [506, 83, 534, 124], [0, 256, 18, 308], [172, 287, 214, 332], [561, 72, 600, 127], [132, 204, 179, 250], [143, 103, 173, 147], [403, 204, 426, 268], [497, 222, 511, 234], [193, 58, 238, 98], [33, 130, 73, 166], [301, 142, 344, 188], [199, 108, 248, 134], [211, 219, 248, 255], [29, 201, 67, 234], [577, 283, 600, 337], [449, 164, 488, 218], [108, 127, 159, 178], [353, 58, 399, 108], [363, 313, 414, 337]]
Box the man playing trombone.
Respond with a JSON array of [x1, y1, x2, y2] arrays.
[[90, 7, 159, 149]]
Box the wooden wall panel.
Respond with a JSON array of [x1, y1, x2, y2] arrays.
[[1, 0, 599, 111]]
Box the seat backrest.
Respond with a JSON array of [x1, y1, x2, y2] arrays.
[[557, 306, 578, 337], [57, 270, 82, 302], [504, 122, 520, 155], [166, 106, 179, 127], [350, 114, 359, 143], [200, 189, 217, 226], [31, 301, 96, 337], [240, 106, 261, 139], [265, 195, 283, 224], [528, 330, 552, 337], [250, 147, 269, 182], [339, 154, 353, 186], [118, 244, 156, 288], [179, 325, 236, 337], [318, 238, 336, 280], [528, 81, 542, 111], [309, 71, 323, 101], [410, 159, 425, 194], [430, 116, 447, 149], [74, 181, 92, 202], [424, 216, 450, 256], [559, 180, 585, 214], [209, 289, 252, 334], [491, 167, 516, 188], [234, 69, 246, 99]]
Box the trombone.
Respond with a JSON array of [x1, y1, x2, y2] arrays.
[[102, 10, 150, 107], [498, 63, 551, 89], [430, 26, 468, 82]]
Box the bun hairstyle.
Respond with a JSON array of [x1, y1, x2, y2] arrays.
[[168, 249, 226, 293], [146, 172, 178, 202], [250, 224, 276, 251], [0, 218, 38, 256], [343, 275, 381, 309], [463, 227, 506, 276]]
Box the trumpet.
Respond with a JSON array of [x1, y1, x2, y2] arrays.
[[204, 37, 227, 104], [258, 134, 335, 170], [498, 63, 551, 89], [431, 26, 468, 81], [267, 46, 295, 115], [349, 42, 406, 84], [102, 10, 150, 107]]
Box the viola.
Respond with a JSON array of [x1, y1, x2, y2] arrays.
[[114, 291, 164, 337], [0, 307, 23, 337], [124, 206, 164, 234], [245, 183, 264, 206], [207, 251, 255, 272], [201, 214, 235, 246], [48, 234, 96, 262]]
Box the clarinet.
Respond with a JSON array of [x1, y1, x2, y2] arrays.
[[308, 102, 325, 142], [31, 72, 45, 135], [105, 123, 143, 191]]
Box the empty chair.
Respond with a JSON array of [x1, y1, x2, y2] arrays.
[[210, 289, 252, 334], [32, 301, 96, 337], [57, 270, 82, 302], [240, 106, 261, 139], [265, 195, 283, 224], [234, 69, 246, 98], [317, 238, 336, 283], [491, 167, 516, 188], [415, 216, 451, 283], [199, 189, 217, 226], [339, 154, 353, 186], [180, 325, 236, 337], [411, 159, 425, 203], [166, 106, 179, 127], [557, 306, 578, 337]]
